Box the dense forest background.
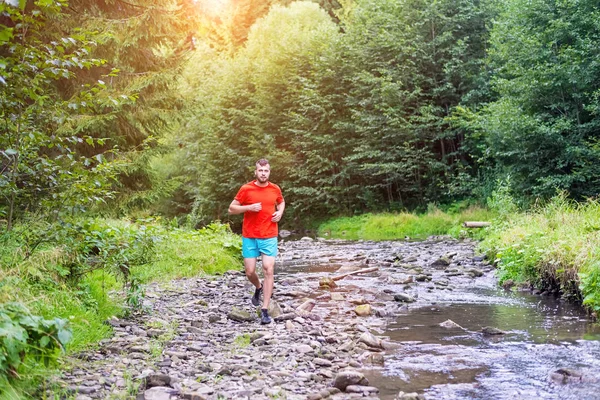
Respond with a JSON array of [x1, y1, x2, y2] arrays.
[[2, 0, 600, 228]]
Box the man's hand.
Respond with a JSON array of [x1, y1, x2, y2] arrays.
[[271, 210, 283, 222], [247, 202, 262, 212]]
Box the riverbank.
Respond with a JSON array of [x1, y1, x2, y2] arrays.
[[317, 196, 600, 316], [0, 219, 241, 397]]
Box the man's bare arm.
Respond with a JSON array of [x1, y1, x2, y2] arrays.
[[271, 201, 285, 222], [229, 199, 262, 215]]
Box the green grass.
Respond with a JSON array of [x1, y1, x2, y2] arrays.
[[0, 219, 242, 397], [318, 206, 495, 241], [479, 195, 600, 312]]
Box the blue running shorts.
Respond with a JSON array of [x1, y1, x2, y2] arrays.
[[242, 237, 278, 258]]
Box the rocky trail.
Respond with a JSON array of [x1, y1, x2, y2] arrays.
[[56, 237, 600, 400]]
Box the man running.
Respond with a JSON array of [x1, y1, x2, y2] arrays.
[[228, 159, 285, 324]]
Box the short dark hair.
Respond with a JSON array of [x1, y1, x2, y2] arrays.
[[256, 158, 269, 166]]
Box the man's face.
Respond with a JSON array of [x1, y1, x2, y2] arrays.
[[255, 163, 271, 183]]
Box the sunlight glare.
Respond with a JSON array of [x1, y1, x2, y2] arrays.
[[194, 0, 230, 16]]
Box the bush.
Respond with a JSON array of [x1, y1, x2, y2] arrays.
[[0, 303, 72, 380]]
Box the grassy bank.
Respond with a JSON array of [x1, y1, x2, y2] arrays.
[[0, 219, 242, 397], [479, 195, 600, 315], [317, 206, 495, 241]]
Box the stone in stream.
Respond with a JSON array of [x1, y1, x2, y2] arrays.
[[398, 391, 426, 400], [346, 385, 379, 394], [226, 307, 255, 322], [481, 326, 506, 336], [358, 332, 383, 349], [394, 293, 416, 303], [439, 319, 464, 329], [354, 304, 372, 316], [333, 370, 369, 391]]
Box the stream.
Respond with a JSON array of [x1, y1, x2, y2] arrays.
[[278, 237, 600, 400]]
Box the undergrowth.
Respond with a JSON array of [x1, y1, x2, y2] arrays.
[[0, 218, 242, 396]]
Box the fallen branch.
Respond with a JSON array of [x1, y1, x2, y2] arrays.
[[463, 221, 491, 228], [332, 266, 379, 281]]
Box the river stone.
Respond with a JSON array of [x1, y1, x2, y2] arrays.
[[466, 268, 484, 277], [346, 385, 379, 394], [314, 358, 333, 367], [331, 293, 345, 301], [279, 230, 292, 238], [145, 374, 171, 387], [319, 277, 337, 289], [481, 326, 506, 335], [394, 293, 416, 303], [431, 257, 450, 267], [301, 236, 314, 241], [285, 320, 295, 330], [333, 370, 369, 391], [296, 299, 317, 313], [143, 387, 174, 400], [227, 307, 254, 322], [358, 332, 382, 349], [439, 319, 464, 329], [355, 304, 372, 317], [397, 391, 426, 400]]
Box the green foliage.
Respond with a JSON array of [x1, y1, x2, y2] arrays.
[[0, 302, 71, 379], [468, 0, 600, 201], [0, 0, 124, 229], [479, 195, 600, 310], [179, 0, 496, 224]]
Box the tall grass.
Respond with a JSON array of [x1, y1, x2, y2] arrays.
[[318, 206, 495, 240], [480, 195, 600, 313]]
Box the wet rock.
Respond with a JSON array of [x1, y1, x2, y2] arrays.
[[431, 257, 451, 267], [333, 370, 369, 391], [397, 391, 426, 400], [394, 293, 416, 303], [227, 307, 254, 322], [279, 230, 291, 238], [481, 326, 506, 336], [145, 374, 171, 388], [439, 319, 464, 329], [550, 368, 584, 384], [358, 332, 382, 349], [354, 304, 372, 317], [502, 279, 515, 290], [346, 385, 379, 394], [465, 268, 484, 277], [415, 274, 432, 282]]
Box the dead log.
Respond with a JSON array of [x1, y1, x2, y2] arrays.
[[332, 266, 379, 281], [463, 221, 491, 228]]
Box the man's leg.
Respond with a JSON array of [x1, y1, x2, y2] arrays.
[[261, 255, 275, 309], [244, 257, 261, 289]]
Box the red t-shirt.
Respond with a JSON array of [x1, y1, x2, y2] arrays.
[[235, 181, 284, 238]]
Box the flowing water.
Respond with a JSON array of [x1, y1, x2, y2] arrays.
[[277, 237, 600, 400]]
